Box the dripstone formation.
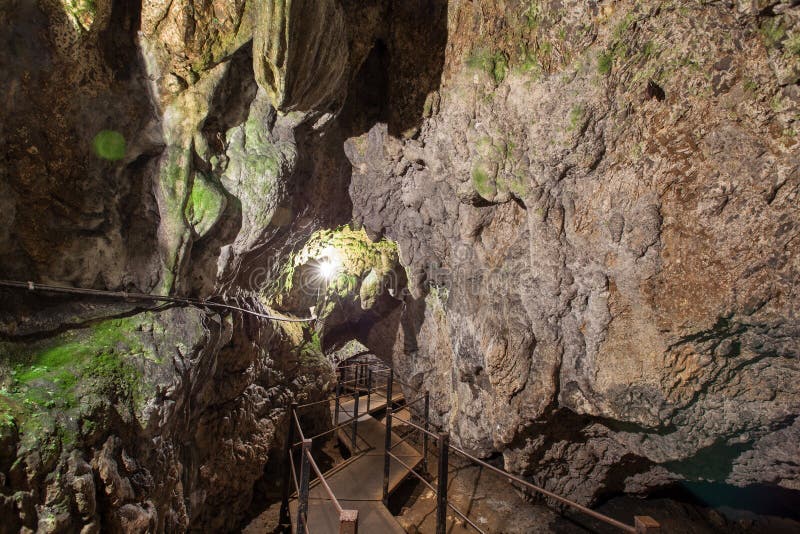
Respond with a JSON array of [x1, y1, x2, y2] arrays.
[[0, 1, 798, 532]]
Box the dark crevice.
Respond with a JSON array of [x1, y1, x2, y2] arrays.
[[97, 0, 143, 81], [203, 43, 258, 154]]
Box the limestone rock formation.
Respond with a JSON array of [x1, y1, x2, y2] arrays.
[[0, 0, 346, 531], [0, 0, 798, 532], [349, 0, 800, 506]]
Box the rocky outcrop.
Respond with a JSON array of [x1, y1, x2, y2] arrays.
[[0, 305, 332, 533], [349, 0, 800, 506], [0, 0, 349, 531], [252, 0, 348, 112], [0, 0, 430, 529], [1, 0, 798, 531]]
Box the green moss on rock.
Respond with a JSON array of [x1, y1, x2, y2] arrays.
[[568, 105, 585, 131], [598, 50, 614, 75], [0, 316, 159, 453], [466, 47, 509, 84], [185, 173, 227, 237], [61, 0, 96, 31], [470, 133, 531, 202], [268, 225, 399, 314], [472, 165, 495, 199]]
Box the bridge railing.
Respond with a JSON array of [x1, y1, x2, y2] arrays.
[[277, 359, 401, 533], [281, 363, 659, 534], [380, 369, 661, 534], [279, 401, 359, 534]]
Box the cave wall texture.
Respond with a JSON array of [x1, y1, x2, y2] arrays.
[[0, 0, 799, 532]]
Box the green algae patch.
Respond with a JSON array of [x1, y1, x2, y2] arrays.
[[466, 47, 509, 84], [273, 321, 330, 373], [472, 165, 495, 199], [597, 50, 614, 75], [0, 315, 160, 453], [91, 130, 126, 161], [268, 225, 400, 314], [185, 173, 227, 237], [222, 97, 296, 231], [470, 135, 530, 203]]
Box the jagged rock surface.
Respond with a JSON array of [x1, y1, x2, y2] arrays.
[[349, 0, 800, 505], [0, 0, 798, 532], [0, 1, 347, 531]]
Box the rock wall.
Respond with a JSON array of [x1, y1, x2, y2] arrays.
[[349, 0, 800, 505], [0, 0, 442, 530], [0, 304, 332, 533], [1, 0, 799, 531], [0, 0, 348, 531]]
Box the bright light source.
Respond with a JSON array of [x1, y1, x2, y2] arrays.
[[317, 248, 341, 280], [318, 259, 339, 279]]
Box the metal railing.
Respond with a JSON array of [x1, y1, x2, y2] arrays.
[[279, 401, 359, 534], [380, 368, 660, 534], [281, 361, 660, 534], [279, 359, 398, 533]]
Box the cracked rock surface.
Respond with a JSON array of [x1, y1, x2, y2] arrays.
[[349, 0, 800, 506], [0, 0, 799, 531]]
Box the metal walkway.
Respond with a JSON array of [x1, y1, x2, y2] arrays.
[[280, 361, 660, 534], [288, 386, 420, 533]]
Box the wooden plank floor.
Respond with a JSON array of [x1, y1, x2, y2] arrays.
[[290, 386, 421, 533]]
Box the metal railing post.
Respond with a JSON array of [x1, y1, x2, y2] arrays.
[[366, 369, 373, 413], [382, 369, 394, 506], [351, 391, 360, 451], [635, 516, 660, 532], [423, 392, 430, 472], [436, 432, 450, 534], [279, 402, 297, 526], [339, 509, 359, 534], [297, 438, 312, 532]]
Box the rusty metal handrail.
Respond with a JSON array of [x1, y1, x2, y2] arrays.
[[292, 409, 305, 441], [290, 362, 654, 533], [386, 376, 658, 533], [447, 443, 637, 533], [284, 405, 359, 534], [293, 414, 365, 447], [389, 426, 420, 451], [305, 447, 344, 514], [403, 393, 427, 408], [392, 415, 439, 440], [337, 378, 362, 386], [388, 440, 487, 533], [288, 453, 315, 534], [295, 396, 335, 409], [446, 498, 486, 534], [290, 448, 299, 495], [387, 450, 437, 493]]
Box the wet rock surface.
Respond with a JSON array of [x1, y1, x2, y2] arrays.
[[0, 0, 798, 532]]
